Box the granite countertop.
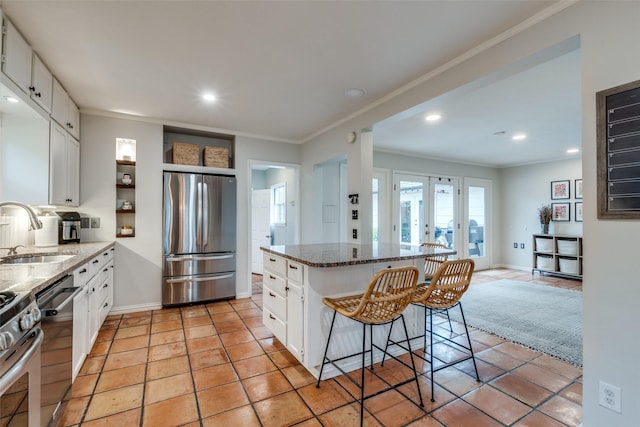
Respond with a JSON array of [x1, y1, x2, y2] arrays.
[[261, 243, 455, 268], [0, 241, 115, 295]]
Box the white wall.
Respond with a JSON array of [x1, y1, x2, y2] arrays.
[[301, 2, 640, 425], [500, 158, 582, 270], [80, 114, 301, 308]]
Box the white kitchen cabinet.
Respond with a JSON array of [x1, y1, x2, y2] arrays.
[[1, 18, 32, 94], [50, 122, 80, 206], [72, 248, 115, 380], [30, 53, 52, 112], [262, 254, 305, 362], [51, 78, 80, 139]]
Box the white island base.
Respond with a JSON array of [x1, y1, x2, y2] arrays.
[[261, 243, 454, 379]]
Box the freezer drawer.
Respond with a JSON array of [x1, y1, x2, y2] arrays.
[[163, 253, 235, 277], [163, 272, 236, 306]]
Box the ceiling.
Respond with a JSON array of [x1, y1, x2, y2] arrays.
[[1, 1, 575, 167]]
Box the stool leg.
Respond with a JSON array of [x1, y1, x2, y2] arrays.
[[458, 302, 480, 382], [369, 323, 374, 371], [380, 318, 394, 367], [400, 314, 424, 407], [360, 322, 366, 427], [316, 310, 337, 387], [429, 307, 435, 402]]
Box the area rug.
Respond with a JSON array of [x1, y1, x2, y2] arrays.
[[448, 279, 582, 366]]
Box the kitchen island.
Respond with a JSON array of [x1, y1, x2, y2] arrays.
[[260, 243, 455, 379]]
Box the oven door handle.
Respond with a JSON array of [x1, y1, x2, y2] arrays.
[[40, 287, 82, 317], [0, 328, 43, 394]]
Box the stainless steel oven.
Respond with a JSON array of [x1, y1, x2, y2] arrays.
[[0, 291, 44, 427], [36, 275, 80, 427]]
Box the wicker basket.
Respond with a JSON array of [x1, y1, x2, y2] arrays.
[[203, 146, 229, 168], [172, 142, 199, 165]]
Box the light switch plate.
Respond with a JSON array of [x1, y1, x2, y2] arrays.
[[80, 217, 90, 229], [90, 217, 100, 228]]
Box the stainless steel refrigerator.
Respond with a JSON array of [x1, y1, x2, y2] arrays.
[[162, 172, 236, 306]]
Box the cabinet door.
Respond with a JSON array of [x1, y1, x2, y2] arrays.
[[67, 137, 80, 206], [2, 19, 32, 94], [67, 98, 80, 139], [51, 78, 68, 127], [286, 281, 304, 362], [72, 286, 89, 381], [49, 122, 68, 205], [31, 54, 52, 112]]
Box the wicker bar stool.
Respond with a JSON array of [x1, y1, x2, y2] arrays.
[[382, 259, 479, 402], [421, 242, 453, 330], [316, 266, 423, 426]]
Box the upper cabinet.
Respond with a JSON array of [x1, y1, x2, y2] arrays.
[[49, 122, 80, 207], [2, 18, 32, 94], [30, 54, 52, 113], [52, 78, 80, 139]]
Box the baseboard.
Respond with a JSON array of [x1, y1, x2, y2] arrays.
[[110, 302, 162, 315], [494, 263, 531, 272]]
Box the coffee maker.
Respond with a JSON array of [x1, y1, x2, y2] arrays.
[[57, 212, 81, 244]]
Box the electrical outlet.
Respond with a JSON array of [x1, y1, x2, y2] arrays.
[[80, 217, 91, 229], [90, 217, 100, 228], [520, 243, 525, 249], [513, 243, 518, 248], [599, 381, 621, 413]]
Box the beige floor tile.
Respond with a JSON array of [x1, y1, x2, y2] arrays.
[[142, 393, 199, 426], [144, 372, 195, 405], [146, 355, 190, 381], [95, 364, 146, 393], [197, 381, 250, 418]]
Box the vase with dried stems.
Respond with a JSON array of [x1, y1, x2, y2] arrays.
[[538, 204, 552, 234]]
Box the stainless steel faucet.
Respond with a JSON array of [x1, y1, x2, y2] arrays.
[[0, 201, 43, 230], [0, 245, 25, 255]]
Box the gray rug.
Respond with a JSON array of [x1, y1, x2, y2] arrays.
[[449, 279, 582, 366]]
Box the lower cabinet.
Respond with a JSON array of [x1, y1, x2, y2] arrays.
[[72, 248, 115, 380], [262, 254, 305, 362]]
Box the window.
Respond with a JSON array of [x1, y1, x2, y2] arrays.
[[271, 183, 286, 225]]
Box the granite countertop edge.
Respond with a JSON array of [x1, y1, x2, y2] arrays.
[[261, 243, 454, 268], [0, 241, 116, 295]]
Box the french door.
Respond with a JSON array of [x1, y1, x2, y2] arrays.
[[464, 178, 492, 270], [393, 173, 460, 252]]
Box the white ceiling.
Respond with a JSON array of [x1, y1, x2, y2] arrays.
[[2, 0, 575, 167]]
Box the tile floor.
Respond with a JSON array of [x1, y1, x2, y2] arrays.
[[60, 268, 583, 426]]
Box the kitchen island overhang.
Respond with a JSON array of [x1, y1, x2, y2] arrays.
[[260, 243, 456, 379]]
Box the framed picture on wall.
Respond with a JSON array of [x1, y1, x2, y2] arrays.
[[551, 180, 570, 199], [575, 179, 583, 199], [575, 202, 583, 222], [552, 202, 571, 221]]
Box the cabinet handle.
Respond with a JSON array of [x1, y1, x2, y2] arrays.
[[35, 92, 41, 97], [269, 258, 276, 262], [269, 275, 276, 280], [79, 268, 87, 274], [93, 260, 99, 264], [289, 265, 298, 270], [102, 283, 109, 289], [103, 268, 109, 272], [103, 302, 109, 308], [269, 314, 276, 320], [285, 286, 290, 292], [269, 292, 276, 297], [28, 86, 35, 91]]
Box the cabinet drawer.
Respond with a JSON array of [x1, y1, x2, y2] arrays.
[[287, 261, 303, 283], [263, 254, 286, 276], [263, 308, 286, 344], [73, 263, 91, 288], [263, 285, 286, 320], [263, 270, 286, 296]]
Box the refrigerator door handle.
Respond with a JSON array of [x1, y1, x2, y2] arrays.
[[202, 182, 209, 247], [196, 181, 203, 248], [166, 254, 235, 262], [166, 274, 234, 283]]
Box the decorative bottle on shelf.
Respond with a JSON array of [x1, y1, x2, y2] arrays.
[[541, 223, 549, 234]]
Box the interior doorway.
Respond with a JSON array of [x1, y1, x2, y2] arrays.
[[249, 162, 300, 278]]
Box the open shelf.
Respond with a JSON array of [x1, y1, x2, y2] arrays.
[[532, 234, 583, 280]]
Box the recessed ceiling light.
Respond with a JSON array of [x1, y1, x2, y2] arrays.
[[202, 93, 217, 102], [3, 96, 18, 103], [512, 133, 527, 141], [345, 88, 365, 98], [425, 114, 442, 122], [567, 148, 580, 154]]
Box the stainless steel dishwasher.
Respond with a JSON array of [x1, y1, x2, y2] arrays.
[[36, 275, 80, 427]]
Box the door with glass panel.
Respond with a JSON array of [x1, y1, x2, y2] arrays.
[[393, 174, 460, 251], [465, 178, 492, 270]]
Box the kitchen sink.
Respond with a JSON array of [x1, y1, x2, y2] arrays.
[[0, 254, 74, 265]]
